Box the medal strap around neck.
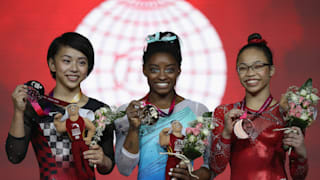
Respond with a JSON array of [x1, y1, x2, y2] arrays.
[[47, 90, 82, 106], [241, 95, 273, 117], [143, 93, 176, 117]]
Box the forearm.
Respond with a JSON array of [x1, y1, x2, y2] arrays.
[[210, 135, 231, 174], [289, 152, 309, 180], [9, 110, 25, 137], [123, 127, 140, 153], [115, 126, 139, 176], [6, 133, 29, 164]]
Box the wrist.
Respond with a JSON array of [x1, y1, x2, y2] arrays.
[[222, 129, 232, 139]]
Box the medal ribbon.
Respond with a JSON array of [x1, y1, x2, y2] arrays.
[[240, 95, 273, 118], [27, 87, 82, 116], [142, 93, 176, 117]]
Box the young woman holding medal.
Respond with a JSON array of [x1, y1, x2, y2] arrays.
[[6, 32, 114, 180], [114, 31, 213, 180], [209, 33, 309, 180]]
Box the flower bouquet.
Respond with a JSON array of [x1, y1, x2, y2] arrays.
[[161, 112, 218, 179], [183, 112, 218, 160], [284, 78, 318, 129], [275, 78, 319, 154], [91, 106, 126, 146]]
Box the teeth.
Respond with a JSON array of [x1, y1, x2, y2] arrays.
[[156, 83, 168, 87], [67, 75, 79, 81], [246, 80, 258, 84]]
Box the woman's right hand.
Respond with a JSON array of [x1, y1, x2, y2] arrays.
[[126, 100, 143, 129], [12, 85, 28, 112], [222, 109, 244, 139]]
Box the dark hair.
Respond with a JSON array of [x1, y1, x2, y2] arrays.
[[143, 31, 182, 66], [47, 32, 94, 79], [237, 33, 273, 65]]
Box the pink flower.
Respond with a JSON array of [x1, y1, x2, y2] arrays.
[[203, 139, 209, 146], [303, 100, 311, 108], [295, 112, 302, 118], [192, 128, 200, 136], [186, 127, 193, 135], [196, 123, 203, 129], [289, 109, 296, 116], [295, 105, 303, 113], [299, 97, 305, 104], [289, 102, 296, 109], [96, 111, 102, 117]]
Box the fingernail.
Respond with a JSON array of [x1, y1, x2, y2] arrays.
[[176, 164, 179, 168], [170, 168, 173, 172], [168, 172, 172, 176]]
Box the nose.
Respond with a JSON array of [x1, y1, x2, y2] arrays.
[[70, 60, 78, 72], [245, 66, 255, 76], [158, 69, 167, 80]]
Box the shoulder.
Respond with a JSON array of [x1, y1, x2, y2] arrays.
[[178, 99, 209, 116], [117, 103, 129, 112], [84, 97, 109, 112], [214, 102, 240, 115]]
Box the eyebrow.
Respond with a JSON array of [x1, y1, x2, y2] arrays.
[[61, 55, 87, 60]]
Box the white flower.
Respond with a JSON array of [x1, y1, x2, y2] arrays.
[[100, 107, 108, 113], [197, 116, 204, 123], [311, 93, 319, 103], [306, 94, 311, 101], [202, 128, 210, 136], [300, 112, 309, 121], [290, 93, 299, 103], [300, 89, 308, 97], [188, 135, 196, 142]]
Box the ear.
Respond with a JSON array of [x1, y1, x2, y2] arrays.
[[48, 58, 56, 73], [177, 67, 181, 76], [269, 65, 275, 77], [143, 64, 147, 77]]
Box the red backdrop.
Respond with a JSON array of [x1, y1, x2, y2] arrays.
[[1, 0, 319, 179]]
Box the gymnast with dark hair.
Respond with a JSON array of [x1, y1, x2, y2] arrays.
[[210, 33, 309, 180], [6, 32, 115, 179], [114, 31, 213, 180]]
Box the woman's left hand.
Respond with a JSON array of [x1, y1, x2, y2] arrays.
[[83, 144, 105, 166], [283, 126, 307, 159]]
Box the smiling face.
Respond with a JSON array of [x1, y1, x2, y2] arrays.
[[171, 120, 182, 133], [49, 46, 88, 91], [237, 47, 275, 95], [143, 52, 181, 96]]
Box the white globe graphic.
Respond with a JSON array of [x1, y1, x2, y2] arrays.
[[76, 0, 226, 109]]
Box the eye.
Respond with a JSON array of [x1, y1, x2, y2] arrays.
[[165, 68, 175, 73], [78, 59, 88, 66], [63, 59, 71, 63], [253, 63, 266, 70], [150, 68, 160, 73], [237, 65, 247, 72]]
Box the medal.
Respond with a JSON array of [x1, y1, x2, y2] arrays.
[[233, 95, 273, 139]]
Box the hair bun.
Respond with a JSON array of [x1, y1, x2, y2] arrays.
[[248, 33, 267, 45]]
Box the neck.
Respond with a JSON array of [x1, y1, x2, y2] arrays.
[[245, 86, 271, 111], [69, 115, 79, 121], [172, 131, 183, 138], [147, 90, 176, 109], [53, 84, 81, 103]]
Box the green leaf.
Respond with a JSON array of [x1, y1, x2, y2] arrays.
[[202, 112, 213, 118], [299, 78, 312, 91], [288, 116, 309, 129], [183, 148, 202, 160]]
